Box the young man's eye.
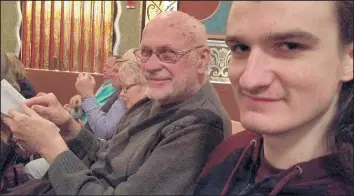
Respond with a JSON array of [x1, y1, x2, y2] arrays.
[[231, 44, 250, 53], [278, 42, 303, 52]]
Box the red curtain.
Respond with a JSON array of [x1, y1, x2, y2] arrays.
[[21, 1, 114, 73]]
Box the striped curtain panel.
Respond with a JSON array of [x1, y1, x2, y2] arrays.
[[20, 1, 114, 73]]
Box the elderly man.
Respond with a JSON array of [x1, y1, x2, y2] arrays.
[[2, 11, 231, 195]]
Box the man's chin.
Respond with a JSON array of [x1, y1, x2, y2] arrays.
[[146, 87, 173, 101], [241, 113, 278, 134], [241, 118, 293, 136]]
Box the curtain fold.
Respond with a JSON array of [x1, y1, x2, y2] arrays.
[[21, 1, 114, 73]]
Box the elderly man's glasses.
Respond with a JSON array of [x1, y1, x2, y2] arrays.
[[133, 45, 204, 64]]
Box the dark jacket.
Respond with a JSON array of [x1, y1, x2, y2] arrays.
[[195, 130, 351, 196], [17, 79, 36, 99]]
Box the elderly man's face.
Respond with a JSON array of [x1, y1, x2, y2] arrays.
[[226, 1, 353, 134], [139, 22, 201, 104], [102, 56, 117, 80], [110, 63, 121, 88]]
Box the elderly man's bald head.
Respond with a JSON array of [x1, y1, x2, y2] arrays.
[[143, 11, 207, 47]]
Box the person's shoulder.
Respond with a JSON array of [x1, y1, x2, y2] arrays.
[[198, 130, 261, 178], [170, 106, 225, 130], [190, 82, 230, 120]]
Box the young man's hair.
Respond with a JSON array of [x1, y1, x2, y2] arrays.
[[328, 0, 353, 187]]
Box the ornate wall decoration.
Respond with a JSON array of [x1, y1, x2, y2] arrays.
[[207, 40, 231, 83], [144, 1, 178, 25], [15, 1, 22, 57], [179, 1, 232, 39], [112, 1, 122, 55]]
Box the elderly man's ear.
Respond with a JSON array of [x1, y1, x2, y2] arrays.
[[196, 47, 211, 75]]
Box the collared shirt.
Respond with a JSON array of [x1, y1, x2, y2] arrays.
[[81, 90, 127, 140]]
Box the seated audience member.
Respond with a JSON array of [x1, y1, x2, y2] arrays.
[[74, 51, 142, 139], [1, 11, 232, 195], [0, 51, 19, 91], [195, 1, 353, 195], [118, 53, 146, 110], [6, 53, 36, 99], [21, 50, 142, 180], [1, 51, 30, 191], [69, 55, 119, 124]]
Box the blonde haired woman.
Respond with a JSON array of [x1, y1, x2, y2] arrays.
[[118, 56, 146, 109]]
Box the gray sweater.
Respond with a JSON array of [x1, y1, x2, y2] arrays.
[[46, 82, 232, 195]]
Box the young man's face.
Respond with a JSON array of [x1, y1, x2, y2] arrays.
[[226, 1, 353, 134]]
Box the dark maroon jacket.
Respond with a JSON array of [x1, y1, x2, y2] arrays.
[[195, 130, 351, 196]]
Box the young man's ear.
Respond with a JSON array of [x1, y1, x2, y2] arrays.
[[341, 43, 353, 82], [196, 47, 211, 75]]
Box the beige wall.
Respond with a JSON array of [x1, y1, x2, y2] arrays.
[[118, 1, 142, 55], [1, 1, 20, 53]]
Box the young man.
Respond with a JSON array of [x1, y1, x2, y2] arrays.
[[195, 1, 353, 195], [2, 11, 232, 195]]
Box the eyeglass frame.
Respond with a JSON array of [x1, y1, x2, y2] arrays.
[[121, 83, 138, 93], [133, 45, 205, 64]]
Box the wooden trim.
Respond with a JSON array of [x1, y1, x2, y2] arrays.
[[39, 1, 45, 69], [79, 1, 85, 72], [21, 1, 28, 67], [59, 1, 65, 71], [90, 1, 95, 73], [30, 1, 36, 68], [100, 2, 106, 72], [69, 1, 75, 71], [49, 1, 55, 67], [208, 34, 225, 40]]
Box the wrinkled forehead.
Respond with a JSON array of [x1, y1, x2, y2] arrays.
[[227, 1, 336, 42], [142, 16, 205, 50], [141, 26, 190, 50]]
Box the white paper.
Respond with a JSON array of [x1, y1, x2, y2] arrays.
[[1, 79, 26, 116], [1, 79, 60, 132]]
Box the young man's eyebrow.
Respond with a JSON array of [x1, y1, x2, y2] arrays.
[[264, 30, 320, 44], [225, 35, 248, 46], [225, 30, 320, 45]]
